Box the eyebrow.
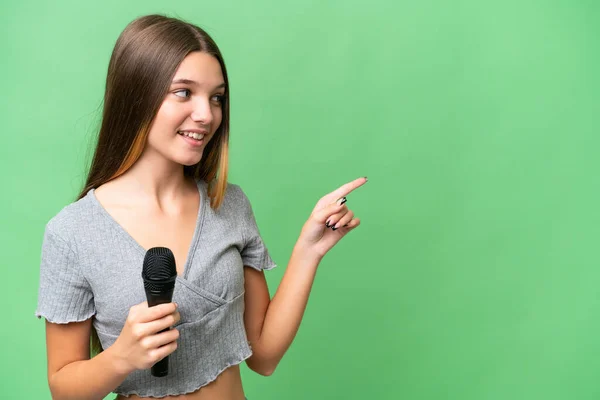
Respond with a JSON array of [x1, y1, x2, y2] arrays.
[[171, 79, 226, 90]]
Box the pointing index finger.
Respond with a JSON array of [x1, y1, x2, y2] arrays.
[[328, 177, 368, 203]]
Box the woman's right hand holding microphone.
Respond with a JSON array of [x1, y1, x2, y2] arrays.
[[108, 301, 180, 375]]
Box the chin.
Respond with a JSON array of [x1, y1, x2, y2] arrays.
[[177, 152, 204, 167]]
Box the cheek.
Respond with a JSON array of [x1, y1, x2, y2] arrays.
[[147, 109, 186, 145], [155, 102, 187, 128], [213, 107, 224, 131]]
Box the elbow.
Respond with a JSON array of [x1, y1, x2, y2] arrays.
[[48, 375, 64, 400], [252, 364, 276, 377], [256, 365, 276, 377], [49, 375, 72, 400], [246, 355, 278, 376]]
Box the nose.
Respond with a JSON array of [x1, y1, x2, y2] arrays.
[[190, 97, 214, 126]]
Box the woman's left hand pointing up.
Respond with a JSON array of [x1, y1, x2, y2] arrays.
[[297, 177, 368, 259]]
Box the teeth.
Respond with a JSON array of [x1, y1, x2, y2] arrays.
[[178, 131, 205, 140]]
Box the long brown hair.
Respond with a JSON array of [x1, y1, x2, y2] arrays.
[[80, 14, 231, 355]]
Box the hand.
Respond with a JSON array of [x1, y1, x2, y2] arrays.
[[297, 177, 367, 259], [109, 301, 181, 375]]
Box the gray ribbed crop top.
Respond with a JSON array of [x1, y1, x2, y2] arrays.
[[35, 179, 277, 397]]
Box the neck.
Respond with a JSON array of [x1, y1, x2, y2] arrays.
[[114, 148, 194, 206]]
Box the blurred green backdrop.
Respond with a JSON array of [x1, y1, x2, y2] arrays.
[[1, 0, 600, 399]]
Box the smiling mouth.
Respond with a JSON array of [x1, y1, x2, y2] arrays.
[[177, 130, 206, 141]]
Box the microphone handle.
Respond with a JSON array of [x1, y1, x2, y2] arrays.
[[144, 287, 174, 377]]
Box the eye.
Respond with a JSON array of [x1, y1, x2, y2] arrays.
[[173, 89, 191, 99], [211, 94, 226, 105]]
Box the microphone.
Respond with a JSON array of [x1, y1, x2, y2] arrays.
[[141, 247, 177, 377]]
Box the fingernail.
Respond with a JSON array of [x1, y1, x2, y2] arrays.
[[325, 220, 331, 227], [337, 197, 347, 206], [332, 226, 338, 231], [364, 176, 368, 181]]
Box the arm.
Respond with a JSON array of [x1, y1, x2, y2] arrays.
[[45, 319, 130, 400], [244, 177, 367, 376], [243, 247, 320, 376], [45, 302, 180, 400]]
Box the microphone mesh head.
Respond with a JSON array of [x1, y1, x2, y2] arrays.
[[142, 247, 177, 283]]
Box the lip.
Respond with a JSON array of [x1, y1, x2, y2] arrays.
[[179, 134, 205, 147], [178, 129, 209, 135]]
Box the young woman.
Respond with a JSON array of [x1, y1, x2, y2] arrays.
[[36, 14, 367, 400]]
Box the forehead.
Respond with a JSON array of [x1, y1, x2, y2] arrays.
[[172, 51, 224, 85]]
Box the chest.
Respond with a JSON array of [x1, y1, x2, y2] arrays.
[[114, 209, 198, 276], [86, 203, 247, 331], [103, 199, 203, 276]]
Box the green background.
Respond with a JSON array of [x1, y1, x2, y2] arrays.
[[2, 0, 599, 399]]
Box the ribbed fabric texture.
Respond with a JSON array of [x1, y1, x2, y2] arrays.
[[35, 180, 277, 397], [36, 229, 95, 323]]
